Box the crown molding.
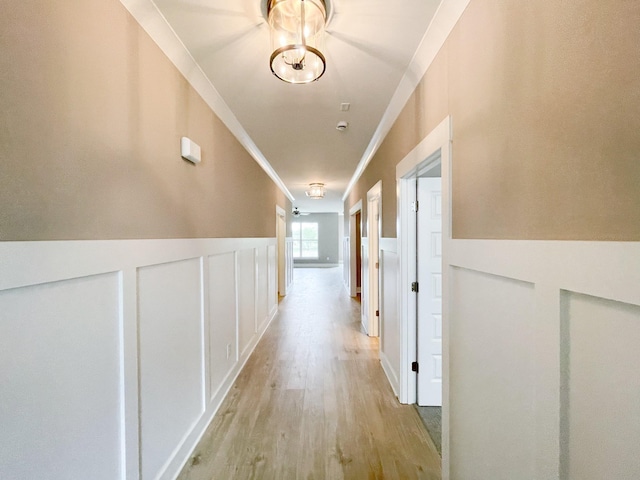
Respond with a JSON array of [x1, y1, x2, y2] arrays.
[[119, 0, 295, 202], [342, 0, 471, 201]]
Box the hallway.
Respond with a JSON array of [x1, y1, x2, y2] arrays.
[[178, 267, 441, 479]]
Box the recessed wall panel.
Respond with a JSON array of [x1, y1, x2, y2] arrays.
[[257, 246, 269, 330], [138, 258, 204, 480], [562, 292, 640, 480], [237, 249, 256, 355], [0, 274, 122, 479], [450, 267, 536, 480], [380, 250, 400, 385], [268, 244, 277, 314], [208, 253, 237, 399]]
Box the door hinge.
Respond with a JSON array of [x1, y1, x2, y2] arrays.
[[411, 281, 419, 292], [411, 201, 419, 212], [375, 261, 379, 269], [375, 310, 379, 317], [411, 361, 419, 373]]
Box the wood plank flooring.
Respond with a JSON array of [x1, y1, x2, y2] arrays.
[[177, 267, 441, 480]]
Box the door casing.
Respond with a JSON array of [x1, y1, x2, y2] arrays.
[[348, 200, 362, 298], [276, 205, 287, 296], [396, 116, 452, 405], [366, 181, 382, 337]]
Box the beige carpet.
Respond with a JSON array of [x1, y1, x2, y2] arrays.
[[416, 406, 441, 456]]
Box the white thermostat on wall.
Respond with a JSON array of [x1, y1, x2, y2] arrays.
[[181, 137, 201, 164]]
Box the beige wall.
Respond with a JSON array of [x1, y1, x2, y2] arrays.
[[0, 0, 289, 241], [346, 0, 640, 240]]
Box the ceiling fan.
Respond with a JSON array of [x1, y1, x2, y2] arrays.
[[292, 207, 310, 217]]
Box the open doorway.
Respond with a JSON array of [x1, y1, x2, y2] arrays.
[[276, 205, 290, 297], [276, 205, 293, 297], [355, 212, 361, 299], [415, 167, 443, 456], [396, 116, 451, 462], [348, 200, 363, 300]]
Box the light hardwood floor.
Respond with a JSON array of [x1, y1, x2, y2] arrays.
[[177, 267, 441, 480]]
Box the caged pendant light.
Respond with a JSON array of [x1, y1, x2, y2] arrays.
[[268, 0, 327, 84]]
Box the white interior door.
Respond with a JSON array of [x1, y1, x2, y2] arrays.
[[417, 176, 443, 406], [369, 196, 380, 337]]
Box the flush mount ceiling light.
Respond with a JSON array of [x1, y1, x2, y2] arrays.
[[305, 182, 325, 199], [268, 0, 327, 84]]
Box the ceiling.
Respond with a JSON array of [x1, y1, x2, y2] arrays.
[[134, 0, 443, 213]]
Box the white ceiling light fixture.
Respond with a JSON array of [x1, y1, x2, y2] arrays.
[[305, 182, 325, 199], [268, 0, 327, 84]]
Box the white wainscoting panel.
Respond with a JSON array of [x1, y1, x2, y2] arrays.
[[267, 245, 277, 318], [138, 258, 205, 480], [561, 292, 640, 480], [237, 248, 257, 357], [257, 246, 269, 331], [208, 252, 238, 400], [0, 273, 123, 480], [379, 238, 400, 396], [0, 238, 277, 480], [449, 268, 536, 480], [438, 240, 640, 480]]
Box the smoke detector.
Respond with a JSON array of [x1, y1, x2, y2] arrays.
[[336, 121, 349, 131]]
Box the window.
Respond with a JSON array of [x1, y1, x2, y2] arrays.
[[292, 222, 319, 259]]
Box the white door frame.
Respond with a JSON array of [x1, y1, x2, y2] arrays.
[[348, 200, 362, 297], [367, 181, 382, 337], [397, 116, 452, 405], [276, 205, 287, 297]]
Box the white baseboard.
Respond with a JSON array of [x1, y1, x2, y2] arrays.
[[380, 351, 399, 398]]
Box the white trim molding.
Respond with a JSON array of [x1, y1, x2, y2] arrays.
[[366, 181, 383, 337]]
